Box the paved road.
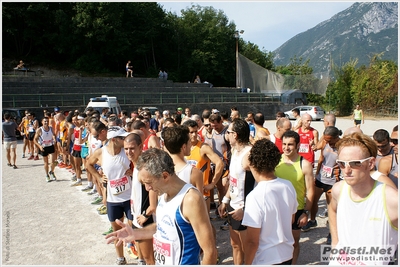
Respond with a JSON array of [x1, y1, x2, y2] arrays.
[[2, 117, 397, 265]]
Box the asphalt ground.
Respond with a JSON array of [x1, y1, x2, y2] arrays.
[[2, 117, 398, 266]]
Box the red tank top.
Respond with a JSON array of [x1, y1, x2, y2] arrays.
[[143, 133, 156, 151], [297, 127, 315, 165]]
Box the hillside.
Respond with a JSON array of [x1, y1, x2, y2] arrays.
[[273, 2, 398, 72]]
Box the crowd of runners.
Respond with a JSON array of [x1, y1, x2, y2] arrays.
[[2, 105, 398, 265]]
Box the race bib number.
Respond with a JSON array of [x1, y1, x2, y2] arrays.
[[229, 176, 239, 200], [28, 126, 34, 132], [153, 235, 173, 265], [74, 138, 81, 145], [322, 164, 333, 178], [42, 139, 53, 147], [109, 176, 130, 195], [299, 143, 309, 153]]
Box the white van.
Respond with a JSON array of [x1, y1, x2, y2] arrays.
[[85, 95, 122, 115]]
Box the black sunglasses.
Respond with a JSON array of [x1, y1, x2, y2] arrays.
[[391, 139, 398, 145]]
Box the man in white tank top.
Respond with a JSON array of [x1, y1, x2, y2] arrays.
[[33, 117, 57, 182], [105, 148, 218, 265], [86, 126, 132, 265], [161, 125, 203, 191], [329, 133, 398, 265]]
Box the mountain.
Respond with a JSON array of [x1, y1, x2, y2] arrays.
[[273, 2, 398, 73]]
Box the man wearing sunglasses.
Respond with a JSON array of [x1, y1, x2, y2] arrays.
[[376, 126, 398, 188], [328, 132, 398, 265]]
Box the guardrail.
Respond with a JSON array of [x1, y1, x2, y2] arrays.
[[3, 92, 283, 108]]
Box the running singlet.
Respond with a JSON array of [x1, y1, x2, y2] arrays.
[[388, 155, 398, 188], [331, 181, 398, 265], [353, 109, 362, 120], [101, 146, 131, 203], [153, 183, 200, 265], [274, 156, 306, 210], [316, 143, 341, 185], [269, 134, 283, 154], [229, 146, 252, 210], [297, 127, 316, 165], [39, 126, 54, 147], [73, 128, 82, 151], [143, 133, 156, 151], [186, 141, 210, 196], [176, 162, 193, 185], [375, 147, 394, 170]]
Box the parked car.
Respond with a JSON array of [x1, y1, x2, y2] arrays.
[[284, 106, 325, 121], [2, 108, 26, 138]]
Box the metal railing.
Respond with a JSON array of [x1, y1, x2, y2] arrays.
[[3, 92, 282, 108]]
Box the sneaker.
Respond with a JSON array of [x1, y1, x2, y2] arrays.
[[27, 155, 34, 160], [81, 185, 93, 192], [97, 204, 106, 211], [22, 154, 25, 158], [116, 257, 127, 265], [88, 189, 97, 196], [71, 175, 77, 182], [70, 180, 82, 187], [326, 233, 331, 245], [318, 208, 328, 218], [49, 171, 57, 181], [126, 242, 139, 259], [34, 155, 39, 160], [220, 220, 229, 231], [137, 259, 146, 265], [87, 189, 97, 195], [302, 220, 318, 232], [91, 196, 103, 205], [46, 175, 51, 183], [98, 205, 107, 215], [58, 162, 67, 168], [92, 193, 100, 200], [66, 165, 73, 169], [13, 165, 18, 169], [102, 226, 113, 236]]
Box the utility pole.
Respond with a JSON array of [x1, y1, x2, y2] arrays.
[[234, 30, 244, 88]]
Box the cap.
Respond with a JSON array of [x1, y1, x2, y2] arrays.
[[107, 126, 130, 139], [177, 107, 183, 111], [212, 109, 220, 114], [163, 110, 169, 115], [54, 106, 60, 112]]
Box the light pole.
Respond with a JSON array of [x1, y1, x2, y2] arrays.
[[234, 30, 244, 88]]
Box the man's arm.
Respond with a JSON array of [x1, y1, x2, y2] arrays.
[[300, 159, 315, 227], [377, 156, 391, 176], [182, 189, 217, 264], [202, 144, 224, 192], [190, 167, 204, 192], [385, 184, 398, 229], [33, 128, 43, 151], [244, 227, 260, 264], [86, 148, 103, 181], [328, 181, 342, 248]]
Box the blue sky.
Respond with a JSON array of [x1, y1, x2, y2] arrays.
[[159, 1, 355, 52]]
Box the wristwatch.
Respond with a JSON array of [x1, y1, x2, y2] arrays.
[[303, 210, 309, 216], [142, 210, 151, 219]]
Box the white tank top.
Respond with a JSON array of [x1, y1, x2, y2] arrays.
[[229, 146, 252, 209], [101, 146, 131, 203], [176, 162, 192, 185], [332, 181, 398, 265], [39, 126, 54, 147]]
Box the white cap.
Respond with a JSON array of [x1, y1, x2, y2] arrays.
[[163, 110, 169, 115], [212, 109, 220, 114], [107, 126, 129, 139]]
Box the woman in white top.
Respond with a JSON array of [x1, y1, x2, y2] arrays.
[[217, 118, 254, 265]]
